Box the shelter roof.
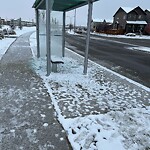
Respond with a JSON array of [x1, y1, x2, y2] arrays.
[[33, 0, 98, 11]]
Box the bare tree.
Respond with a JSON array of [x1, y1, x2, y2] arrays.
[[18, 18, 23, 30], [10, 19, 16, 30]]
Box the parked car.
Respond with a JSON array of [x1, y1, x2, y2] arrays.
[[75, 28, 82, 34], [125, 33, 136, 36], [7, 29, 16, 35], [3, 29, 8, 35]]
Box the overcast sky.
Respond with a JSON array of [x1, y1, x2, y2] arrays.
[[0, 0, 149, 25]]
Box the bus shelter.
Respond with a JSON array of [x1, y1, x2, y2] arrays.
[[33, 0, 99, 75]]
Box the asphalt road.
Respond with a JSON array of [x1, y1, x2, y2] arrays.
[[65, 33, 150, 87]]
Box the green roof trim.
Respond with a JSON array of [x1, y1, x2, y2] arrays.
[[33, 0, 98, 11]]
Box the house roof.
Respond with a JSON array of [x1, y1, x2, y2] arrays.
[[33, 0, 99, 11], [113, 7, 130, 17], [92, 19, 104, 22], [113, 6, 146, 17], [145, 9, 150, 12], [121, 7, 133, 13], [126, 21, 147, 25], [92, 18, 113, 23]]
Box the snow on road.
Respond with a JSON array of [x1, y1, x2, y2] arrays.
[[126, 46, 150, 53]]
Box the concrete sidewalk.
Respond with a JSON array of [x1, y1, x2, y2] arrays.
[[0, 32, 71, 150]]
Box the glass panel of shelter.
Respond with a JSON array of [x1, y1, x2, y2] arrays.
[[51, 11, 63, 57], [39, 10, 46, 57], [39, 10, 63, 58]]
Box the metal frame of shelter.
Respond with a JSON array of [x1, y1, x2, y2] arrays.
[[33, 0, 98, 76]]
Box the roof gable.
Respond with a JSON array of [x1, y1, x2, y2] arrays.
[[132, 6, 146, 15], [113, 7, 127, 17], [145, 9, 150, 13]]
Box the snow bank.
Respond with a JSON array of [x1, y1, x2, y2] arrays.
[[91, 32, 150, 40], [0, 38, 16, 60], [0, 26, 35, 60]]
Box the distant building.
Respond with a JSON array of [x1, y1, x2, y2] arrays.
[[0, 17, 35, 27], [91, 19, 113, 32], [113, 6, 148, 33]]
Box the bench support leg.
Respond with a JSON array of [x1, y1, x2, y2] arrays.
[[52, 64, 57, 72]]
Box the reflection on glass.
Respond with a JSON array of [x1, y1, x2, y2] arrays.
[[39, 10, 46, 57], [51, 11, 63, 57], [39, 10, 63, 58]]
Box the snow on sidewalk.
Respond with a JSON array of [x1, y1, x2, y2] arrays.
[[30, 32, 150, 150]]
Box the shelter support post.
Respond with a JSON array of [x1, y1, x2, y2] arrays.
[[62, 11, 66, 57], [74, 9, 76, 34], [83, 0, 93, 74], [35, 9, 40, 58], [46, 0, 51, 76]]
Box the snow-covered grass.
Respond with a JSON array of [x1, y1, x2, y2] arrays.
[[0, 38, 16, 60], [92, 32, 150, 40], [63, 107, 150, 150], [30, 32, 150, 150], [0, 26, 35, 60], [67, 30, 79, 35], [14, 26, 35, 36]]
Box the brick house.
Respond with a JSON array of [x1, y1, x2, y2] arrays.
[[113, 6, 147, 34]]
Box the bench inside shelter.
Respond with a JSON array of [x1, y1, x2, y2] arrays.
[[51, 55, 64, 72]]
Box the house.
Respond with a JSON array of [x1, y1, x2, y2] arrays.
[[91, 19, 113, 32], [113, 6, 147, 34]]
